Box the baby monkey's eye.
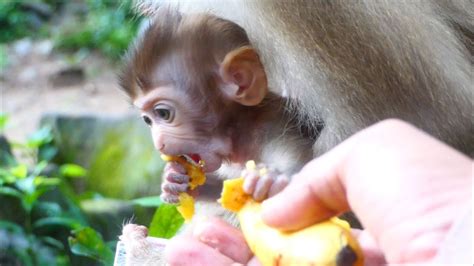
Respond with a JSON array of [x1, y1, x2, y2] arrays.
[[142, 115, 152, 126], [153, 104, 174, 122]]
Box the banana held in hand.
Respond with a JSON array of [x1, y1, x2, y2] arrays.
[[160, 154, 206, 221], [219, 161, 364, 266]]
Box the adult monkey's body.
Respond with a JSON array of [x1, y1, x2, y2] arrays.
[[138, 0, 473, 155]]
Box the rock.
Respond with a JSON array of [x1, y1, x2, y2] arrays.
[[34, 40, 54, 56], [84, 83, 98, 95], [49, 67, 85, 87], [39, 113, 164, 199], [13, 39, 33, 58], [18, 67, 38, 83]]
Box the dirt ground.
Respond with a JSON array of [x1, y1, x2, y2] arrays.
[[1, 39, 135, 143]]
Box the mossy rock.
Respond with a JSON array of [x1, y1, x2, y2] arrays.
[[40, 113, 164, 199]]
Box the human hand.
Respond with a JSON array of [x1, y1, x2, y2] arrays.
[[262, 119, 472, 264], [164, 217, 258, 266]]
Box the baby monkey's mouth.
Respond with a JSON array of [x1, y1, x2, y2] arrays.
[[182, 154, 204, 168]]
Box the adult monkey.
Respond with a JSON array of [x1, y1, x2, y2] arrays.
[[136, 0, 474, 156], [119, 1, 472, 264]]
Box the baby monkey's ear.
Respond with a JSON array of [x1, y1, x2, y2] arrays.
[[219, 46, 268, 106]]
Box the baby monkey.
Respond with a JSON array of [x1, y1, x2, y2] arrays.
[[120, 8, 317, 207]]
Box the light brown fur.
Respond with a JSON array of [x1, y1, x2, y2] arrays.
[[137, 0, 473, 156]]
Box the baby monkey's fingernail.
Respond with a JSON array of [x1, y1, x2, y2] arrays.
[[245, 160, 256, 170]]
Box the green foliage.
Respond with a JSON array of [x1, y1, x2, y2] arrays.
[[132, 196, 163, 207], [0, 0, 141, 61], [1, 118, 185, 264], [54, 0, 141, 61], [59, 164, 88, 178], [0, 1, 49, 43], [0, 113, 8, 132], [132, 196, 185, 239], [25, 126, 54, 148], [0, 126, 111, 265], [68, 227, 114, 265], [148, 204, 184, 239]]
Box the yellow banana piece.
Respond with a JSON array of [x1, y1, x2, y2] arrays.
[[160, 154, 206, 221], [219, 162, 364, 266]]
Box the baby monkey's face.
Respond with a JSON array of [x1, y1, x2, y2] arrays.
[[133, 83, 233, 173]]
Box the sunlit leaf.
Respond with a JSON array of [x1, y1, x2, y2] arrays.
[[0, 167, 16, 183], [148, 204, 184, 239], [0, 112, 8, 131], [131, 196, 163, 207], [60, 164, 87, 178], [16, 176, 35, 194], [68, 227, 114, 265], [34, 176, 61, 188], [26, 127, 53, 148], [10, 164, 27, 178], [31, 161, 48, 177], [34, 217, 83, 230], [22, 192, 39, 212]]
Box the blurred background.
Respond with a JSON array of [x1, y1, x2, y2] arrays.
[[0, 1, 178, 265]]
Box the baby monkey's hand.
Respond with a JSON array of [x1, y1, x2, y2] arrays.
[[242, 161, 289, 202], [160, 162, 189, 204]]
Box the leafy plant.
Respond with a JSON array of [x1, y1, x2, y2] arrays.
[[0, 113, 8, 133], [0, 126, 113, 265], [54, 0, 142, 61], [0, 1, 59, 43], [68, 227, 114, 264], [132, 196, 185, 239]]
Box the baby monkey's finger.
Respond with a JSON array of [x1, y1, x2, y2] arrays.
[[243, 169, 260, 195], [166, 172, 190, 184], [268, 175, 289, 197], [162, 182, 188, 194], [160, 193, 180, 204], [253, 174, 273, 201], [164, 161, 187, 174]]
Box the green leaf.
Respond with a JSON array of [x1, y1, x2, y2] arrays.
[[0, 186, 22, 198], [68, 227, 114, 265], [31, 161, 48, 176], [34, 217, 83, 230], [131, 196, 163, 207], [10, 164, 27, 178], [59, 164, 87, 178], [38, 145, 58, 162], [41, 236, 65, 250], [0, 167, 16, 183], [0, 220, 24, 233], [16, 176, 35, 194], [35, 201, 62, 216], [34, 176, 62, 188], [26, 127, 53, 148], [148, 204, 184, 239], [0, 112, 8, 131]]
